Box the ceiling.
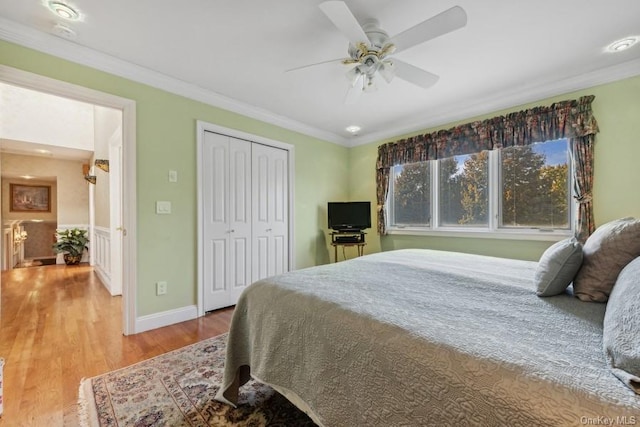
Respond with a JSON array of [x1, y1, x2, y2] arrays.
[[1, 0, 639, 147], [0, 82, 95, 163], [0, 136, 93, 162]]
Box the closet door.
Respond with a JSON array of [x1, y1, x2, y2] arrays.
[[202, 132, 251, 312], [252, 143, 289, 281], [228, 139, 252, 301]]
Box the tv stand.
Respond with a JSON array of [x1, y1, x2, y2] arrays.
[[330, 231, 366, 262]]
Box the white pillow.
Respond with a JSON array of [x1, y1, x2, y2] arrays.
[[534, 237, 583, 297], [603, 257, 640, 394]]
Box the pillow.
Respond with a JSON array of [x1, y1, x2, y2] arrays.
[[603, 256, 640, 394], [573, 217, 640, 302], [534, 237, 583, 297]]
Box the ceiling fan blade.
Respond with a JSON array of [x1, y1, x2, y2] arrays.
[[319, 1, 370, 46], [393, 59, 439, 89], [390, 6, 467, 53], [285, 58, 345, 73]]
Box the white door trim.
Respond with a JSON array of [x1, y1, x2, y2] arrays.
[[109, 135, 123, 296], [196, 120, 295, 317], [0, 64, 138, 335]]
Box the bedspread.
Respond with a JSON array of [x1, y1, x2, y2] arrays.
[[217, 249, 640, 426]]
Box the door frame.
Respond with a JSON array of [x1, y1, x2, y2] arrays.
[[108, 137, 124, 295], [196, 120, 295, 317], [0, 64, 138, 335]]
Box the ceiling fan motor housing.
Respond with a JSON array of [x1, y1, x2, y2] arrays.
[[348, 19, 390, 58], [362, 19, 389, 50]]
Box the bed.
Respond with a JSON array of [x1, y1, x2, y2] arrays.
[[216, 249, 640, 426]]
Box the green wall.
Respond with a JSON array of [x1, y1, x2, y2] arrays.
[[0, 40, 349, 316], [349, 75, 640, 261]]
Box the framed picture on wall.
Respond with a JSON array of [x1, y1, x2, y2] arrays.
[[10, 184, 51, 212]]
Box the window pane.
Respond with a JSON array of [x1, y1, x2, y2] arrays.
[[391, 162, 430, 226], [500, 139, 570, 229], [439, 152, 488, 226]]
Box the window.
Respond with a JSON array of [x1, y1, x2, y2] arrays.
[[387, 139, 572, 236], [500, 139, 570, 230], [439, 153, 488, 227], [389, 162, 431, 226]]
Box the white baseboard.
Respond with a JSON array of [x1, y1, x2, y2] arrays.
[[93, 267, 116, 296], [135, 305, 198, 334]]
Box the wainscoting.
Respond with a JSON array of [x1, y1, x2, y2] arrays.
[[93, 226, 112, 294]]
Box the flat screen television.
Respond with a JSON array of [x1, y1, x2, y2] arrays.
[[327, 201, 371, 232]]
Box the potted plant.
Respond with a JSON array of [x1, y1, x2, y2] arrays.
[[52, 228, 89, 265]]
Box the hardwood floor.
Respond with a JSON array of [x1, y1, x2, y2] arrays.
[[0, 264, 234, 426]]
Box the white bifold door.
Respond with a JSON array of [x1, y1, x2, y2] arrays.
[[252, 143, 289, 281], [202, 132, 289, 312]]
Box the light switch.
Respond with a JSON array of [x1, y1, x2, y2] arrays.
[[168, 170, 178, 182], [156, 201, 172, 214]]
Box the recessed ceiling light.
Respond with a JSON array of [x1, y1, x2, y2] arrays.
[[35, 149, 51, 154], [46, 1, 80, 21], [607, 37, 638, 53], [346, 125, 361, 134]]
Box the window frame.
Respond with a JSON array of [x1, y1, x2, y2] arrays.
[[385, 148, 575, 241]]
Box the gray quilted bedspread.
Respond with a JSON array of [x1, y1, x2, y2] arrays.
[[217, 249, 640, 426]]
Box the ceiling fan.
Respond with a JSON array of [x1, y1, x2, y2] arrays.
[[289, 1, 467, 103]]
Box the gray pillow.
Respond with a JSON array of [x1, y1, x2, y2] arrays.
[[534, 237, 583, 297], [603, 256, 640, 394], [573, 217, 640, 302]]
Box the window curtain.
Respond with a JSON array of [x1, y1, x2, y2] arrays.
[[376, 95, 598, 238], [571, 134, 596, 241]]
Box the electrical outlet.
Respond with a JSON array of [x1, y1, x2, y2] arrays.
[[156, 281, 167, 295]]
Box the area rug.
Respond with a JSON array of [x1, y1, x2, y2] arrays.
[[78, 333, 316, 426]]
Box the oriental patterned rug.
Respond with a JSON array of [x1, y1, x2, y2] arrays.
[[78, 333, 316, 426]]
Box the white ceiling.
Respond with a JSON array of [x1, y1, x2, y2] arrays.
[[0, 82, 95, 162], [0, 137, 93, 161], [1, 0, 639, 147]]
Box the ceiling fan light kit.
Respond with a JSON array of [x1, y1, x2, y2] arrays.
[[294, 1, 468, 102]]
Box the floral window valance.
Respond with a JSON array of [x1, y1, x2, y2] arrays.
[[377, 95, 598, 168], [375, 95, 598, 238]]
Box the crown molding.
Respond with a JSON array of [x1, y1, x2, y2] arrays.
[[348, 57, 640, 147], [0, 17, 350, 146]]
